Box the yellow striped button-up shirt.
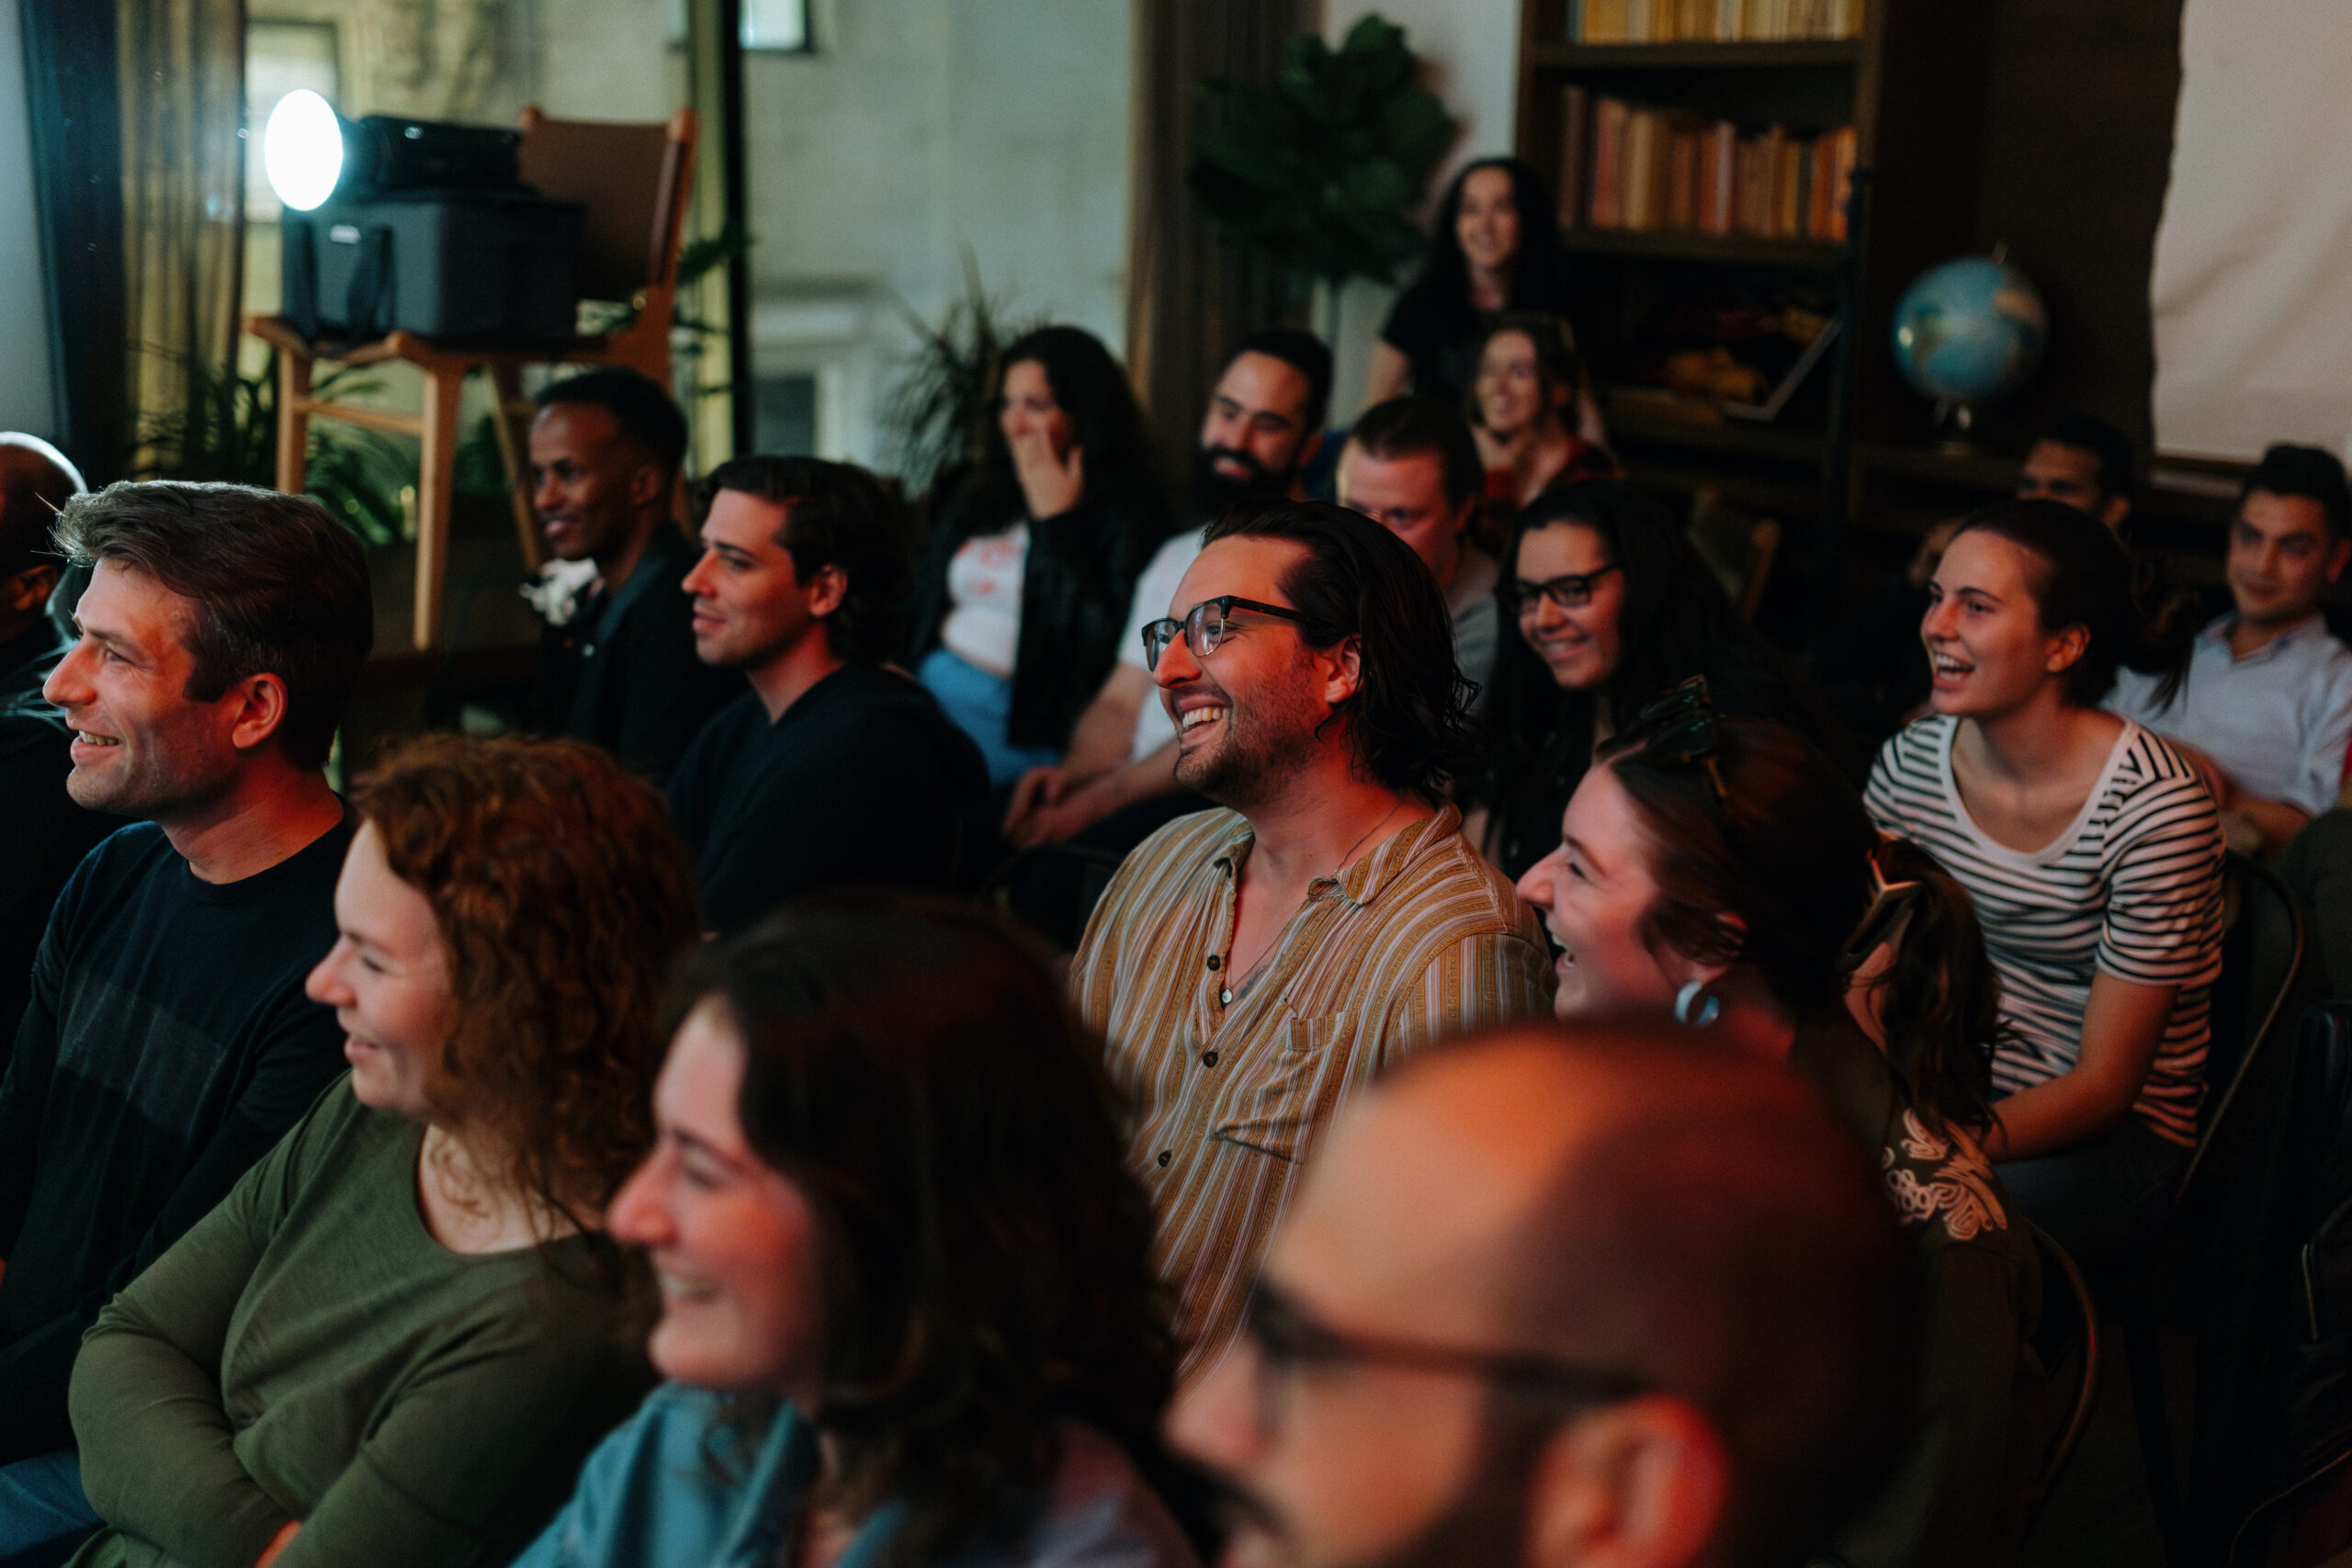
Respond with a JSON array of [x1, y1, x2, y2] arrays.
[[1070, 802, 1555, 1378]]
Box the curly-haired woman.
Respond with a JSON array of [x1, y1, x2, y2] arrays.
[[58, 735, 699, 1568], [512, 891, 1197, 1568]]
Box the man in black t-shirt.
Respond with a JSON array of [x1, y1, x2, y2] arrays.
[[0, 483, 369, 1526], [528, 368, 735, 782], [666, 457, 988, 936]]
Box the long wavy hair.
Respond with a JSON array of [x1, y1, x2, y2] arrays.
[[1399, 156, 1575, 336], [671, 890, 1175, 1566], [953, 324, 1167, 550], [1204, 497, 1482, 796], [1478, 481, 1846, 875], [1600, 717, 1999, 1135], [353, 734, 700, 1235]]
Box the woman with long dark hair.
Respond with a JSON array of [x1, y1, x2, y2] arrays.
[[513, 891, 1195, 1568], [1475, 479, 1848, 879], [1516, 698, 2044, 1567], [1466, 311, 1616, 513], [1868, 498, 2223, 1267], [906, 326, 1171, 786], [1363, 157, 1578, 411]]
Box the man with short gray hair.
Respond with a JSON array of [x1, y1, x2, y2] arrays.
[[0, 482, 370, 1542]]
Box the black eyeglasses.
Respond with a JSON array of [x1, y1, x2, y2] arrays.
[[1140, 595, 1331, 670], [1236, 1280, 1650, 1439], [1612, 675, 1727, 815], [1507, 563, 1620, 614]]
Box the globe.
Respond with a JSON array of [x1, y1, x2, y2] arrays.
[[1889, 256, 2048, 412]]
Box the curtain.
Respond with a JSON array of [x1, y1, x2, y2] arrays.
[[1124, 0, 1308, 480], [118, 0, 246, 478], [20, 0, 129, 483]]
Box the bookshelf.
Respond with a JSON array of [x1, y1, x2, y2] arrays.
[[1513, 0, 2000, 626]]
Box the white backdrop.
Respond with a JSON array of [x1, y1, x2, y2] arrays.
[[0, 2, 55, 439], [2151, 0, 2352, 461]]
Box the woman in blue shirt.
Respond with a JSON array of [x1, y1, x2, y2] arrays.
[[514, 891, 1197, 1568]]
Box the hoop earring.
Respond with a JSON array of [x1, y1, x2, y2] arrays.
[[1674, 979, 1720, 1028]]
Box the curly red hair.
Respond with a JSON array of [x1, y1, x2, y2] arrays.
[[352, 733, 699, 1227]]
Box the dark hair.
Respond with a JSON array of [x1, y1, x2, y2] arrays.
[[536, 367, 691, 484], [2240, 441, 2352, 545], [1231, 328, 1334, 434], [975, 325, 1166, 528], [1599, 718, 1997, 1135], [695, 456, 912, 662], [1346, 395, 1483, 512], [1953, 498, 2194, 708], [1466, 311, 1582, 433], [1404, 157, 1574, 334], [672, 890, 1173, 1567], [356, 734, 700, 1241], [2035, 412, 2137, 505], [1204, 498, 1481, 795], [52, 481, 372, 769], [0, 435, 83, 576], [1478, 480, 1844, 876]]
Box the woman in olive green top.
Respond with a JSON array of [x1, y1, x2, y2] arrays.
[[64, 735, 699, 1568]]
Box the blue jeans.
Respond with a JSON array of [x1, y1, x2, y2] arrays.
[[1996, 1115, 2189, 1274], [917, 649, 1061, 788], [0, 1450, 97, 1564]]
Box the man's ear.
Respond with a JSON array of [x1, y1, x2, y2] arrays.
[[1318, 634, 1363, 707], [2098, 494, 2132, 532], [807, 563, 850, 619], [226, 671, 293, 756], [4, 562, 57, 616], [2326, 536, 2351, 585], [1523, 1397, 1730, 1568], [628, 461, 672, 513], [1294, 428, 1326, 479]]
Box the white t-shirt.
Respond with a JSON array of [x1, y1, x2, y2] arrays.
[[936, 524, 1028, 679], [1865, 716, 2227, 1146], [1119, 527, 1207, 761]]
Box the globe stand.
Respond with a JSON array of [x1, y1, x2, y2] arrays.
[[1931, 396, 1981, 456]]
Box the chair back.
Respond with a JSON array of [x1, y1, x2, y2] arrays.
[[2026, 1221, 2100, 1505], [516, 107, 695, 306], [2180, 852, 2308, 1203]]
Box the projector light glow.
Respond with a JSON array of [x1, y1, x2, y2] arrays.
[[264, 90, 344, 212]]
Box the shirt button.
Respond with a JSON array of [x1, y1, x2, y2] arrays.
[[1157, 1149, 1172, 1167], [1219, 987, 1233, 1005], [1206, 954, 1221, 971], [1203, 1050, 1219, 1067]]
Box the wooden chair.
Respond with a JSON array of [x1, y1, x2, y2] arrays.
[[246, 106, 696, 649]]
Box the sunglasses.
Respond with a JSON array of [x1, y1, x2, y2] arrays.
[[1612, 675, 1728, 816], [1139, 594, 1332, 670]]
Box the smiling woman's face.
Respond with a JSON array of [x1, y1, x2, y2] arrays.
[[305, 820, 457, 1121], [1512, 521, 1624, 691], [1920, 527, 2079, 716], [1512, 761, 1684, 1019]]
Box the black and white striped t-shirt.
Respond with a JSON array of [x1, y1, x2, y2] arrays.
[[1866, 716, 2225, 1146]]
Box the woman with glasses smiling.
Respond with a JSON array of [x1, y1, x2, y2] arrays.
[[1473, 481, 1848, 879]]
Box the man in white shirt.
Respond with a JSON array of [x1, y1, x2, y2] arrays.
[[2110, 443, 2352, 853], [1001, 330, 1330, 851]]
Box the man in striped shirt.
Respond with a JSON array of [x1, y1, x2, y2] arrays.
[[1070, 501, 1554, 1381]]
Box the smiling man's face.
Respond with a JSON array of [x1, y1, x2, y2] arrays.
[[41, 558, 244, 819]]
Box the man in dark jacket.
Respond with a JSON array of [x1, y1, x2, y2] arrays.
[[528, 368, 735, 782], [666, 457, 989, 936]]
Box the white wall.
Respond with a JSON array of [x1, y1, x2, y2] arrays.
[[740, 0, 1132, 467], [1322, 0, 1520, 423], [0, 0, 56, 439]]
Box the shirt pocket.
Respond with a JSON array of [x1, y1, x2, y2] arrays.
[[1211, 1011, 1353, 1162]]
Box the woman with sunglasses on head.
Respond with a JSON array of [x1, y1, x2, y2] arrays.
[[1515, 692, 2047, 1568], [512, 890, 1197, 1568], [1474, 479, 1849, 880], [1866, 498, 2222, 1269], [60, 736, 694, 1568]]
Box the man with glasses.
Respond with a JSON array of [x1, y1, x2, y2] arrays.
[[1170, 1024, 1917, 1568], [1069, 500, 1553, 1382]]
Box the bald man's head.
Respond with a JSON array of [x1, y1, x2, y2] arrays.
[[0, 435, 83, 576], [1172, 1022, 1917, 1568]]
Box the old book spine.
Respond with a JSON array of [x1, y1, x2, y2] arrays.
[[1589, 97, 1630, 228], [1558, 85, 1591, 227]]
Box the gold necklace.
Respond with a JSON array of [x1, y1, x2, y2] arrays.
[[1331, 798, 1407, 880]]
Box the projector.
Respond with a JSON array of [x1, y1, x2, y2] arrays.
[[267, 92, 583, 345]]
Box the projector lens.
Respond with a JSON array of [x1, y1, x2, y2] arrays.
[[264, 90, 344, 212]]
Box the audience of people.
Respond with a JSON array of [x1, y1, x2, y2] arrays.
[[56, 735, 689, 1567], [666, 456, 988, 935], [1069, 500, 1553, 1379], [515, 892, 1195, 1568], [1466, 311, 1617, 512], [529, 368, 739, 782], [0, 483, 369, 1512], [1474, 479, 1849, 880], [906, 325, 1172, 788], [1334, 396, 1505, 703], [1868, 499, 2226, 1269]]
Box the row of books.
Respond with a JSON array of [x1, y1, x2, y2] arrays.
[[1570, 0, 1863, 43], [1558, 91, 1858, 244]]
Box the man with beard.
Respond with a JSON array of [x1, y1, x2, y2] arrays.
[[1001, 330, 1330, 852], [1168, 1026, 1917, 1568], [0, 483, 366, 1534], [1069, 501, 1552, 1381], [529, 368, 737, 782]]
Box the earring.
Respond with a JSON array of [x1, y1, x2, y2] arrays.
[[1674, 979, 1720, 1028]]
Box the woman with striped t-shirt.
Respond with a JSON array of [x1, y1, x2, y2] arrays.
[[1868, 499, 2222, 1268]]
